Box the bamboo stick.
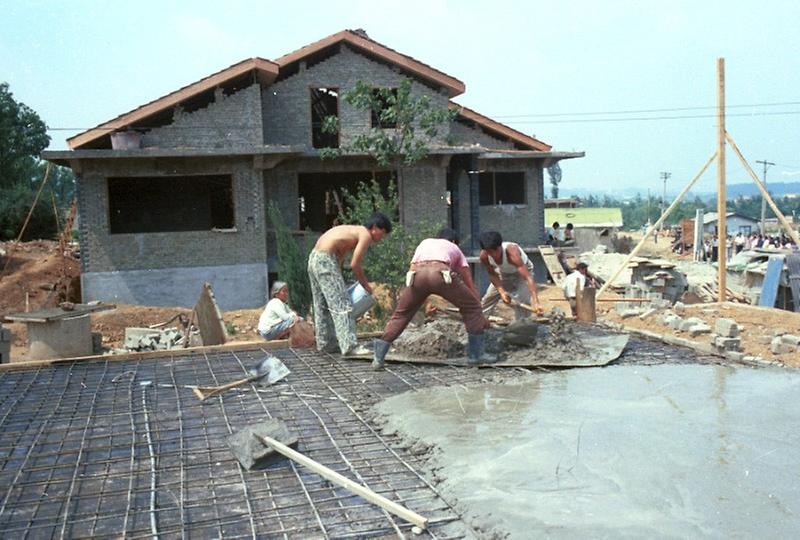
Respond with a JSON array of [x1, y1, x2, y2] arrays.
[[726, 132, 800, 246], [255, 434, 428, 529], [716, 58, 727, 303], [597, 152, 717, 298]]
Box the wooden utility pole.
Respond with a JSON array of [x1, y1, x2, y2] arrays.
[[716, 58, 727, 303], [756, 159, 775, 234]]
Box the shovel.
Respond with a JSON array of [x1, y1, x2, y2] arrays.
[[193, 356, 290, 401], [508, 299, 547, 319]]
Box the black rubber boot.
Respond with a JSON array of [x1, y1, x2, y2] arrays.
[[372, 339, 391, 370], [467, 333, 497, 365]]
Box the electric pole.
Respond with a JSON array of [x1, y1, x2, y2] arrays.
[[659, 171, 671, 234], [755, 159, 774, 235]]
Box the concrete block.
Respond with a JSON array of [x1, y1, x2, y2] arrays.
[[667, 315, 684, 330], [639, 308, 658, 320], [725, 351, 746, 361], [780, 334, 800, 347], [714, 318, 739, 338], [680, 317, 704, 332], [688, 324, 712, 337], [620, 309, 644, 319], [227, 420, 299, 470], [714, 336, 741, 352], [771, 337, 797, 355], [28, 315, 92, 360]]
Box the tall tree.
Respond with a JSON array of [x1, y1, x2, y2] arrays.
[[0, 82, 50, 188], [318, 78, 454, 309], [547, 163, 562, 198]]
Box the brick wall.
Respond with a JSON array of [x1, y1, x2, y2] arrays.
[[448, 120, 514, 150], [78, 157, 266, 273], [454, 158, 545, 248], [262, 45, 451, 148], [141, 85, 262, 149]]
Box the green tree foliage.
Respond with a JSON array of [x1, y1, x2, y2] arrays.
[[317, 78, 452, 309], [319, 78, 457, 167], [0, 82, 50, 188], [0, 82, 75, 240], [267, 202, 312, 317], [338, 180, 440, 308]]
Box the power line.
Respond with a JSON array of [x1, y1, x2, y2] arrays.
[[490, 100, 800, 118]]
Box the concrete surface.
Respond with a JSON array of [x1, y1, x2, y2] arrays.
[[376, 364, 800, 538]]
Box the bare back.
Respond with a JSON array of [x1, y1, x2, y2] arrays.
[[314, 225, 371, 261]]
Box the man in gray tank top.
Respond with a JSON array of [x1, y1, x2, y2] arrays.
[[478, 231, 542, 320]]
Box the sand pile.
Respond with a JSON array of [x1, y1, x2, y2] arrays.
[[392, 319, 468, 358]]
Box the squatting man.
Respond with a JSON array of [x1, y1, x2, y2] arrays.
[[372, 228, 495, 370], [478, 231, 543, 318], [307, 212, 391, 356]]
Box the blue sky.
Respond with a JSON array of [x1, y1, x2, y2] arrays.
[[2, 0, 799, 194]]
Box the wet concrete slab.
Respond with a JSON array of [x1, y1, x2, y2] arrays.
[[376, 364, 800, 538]]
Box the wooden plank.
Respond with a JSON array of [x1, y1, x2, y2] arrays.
[[255, 434, 429, 529], [537, 245, 567, 286], [758, 256, 784, 308], [194, 282, 227, 346], [576, 286, 597, 323], [4, 303, 116, 323]]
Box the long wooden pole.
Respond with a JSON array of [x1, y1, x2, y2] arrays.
[[255, 434, 429, 529], [597, 152, 717, 298], [716, 58, 727, 303], [726, 133, 800, 246]]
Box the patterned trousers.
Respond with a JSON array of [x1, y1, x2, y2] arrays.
[[307, 250, 357, 354]]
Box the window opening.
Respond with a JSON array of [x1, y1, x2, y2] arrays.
[[108, 175, 234, 234], [310, 88, 339, 149], [478, 171, 525, 206], [370, 88, 399, 129]]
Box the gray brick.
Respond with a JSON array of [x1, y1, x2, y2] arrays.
[[714, 318, 739, 338]]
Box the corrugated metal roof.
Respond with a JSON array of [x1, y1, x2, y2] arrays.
[[544, 207, 623, 228]]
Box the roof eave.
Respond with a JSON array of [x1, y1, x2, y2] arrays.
[[67, 57, 280, 150]]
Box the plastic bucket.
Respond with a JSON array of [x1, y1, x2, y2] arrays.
[[347, 283, 376, 319]]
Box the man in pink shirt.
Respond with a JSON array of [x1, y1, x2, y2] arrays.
[[373, 228, 493, 370]]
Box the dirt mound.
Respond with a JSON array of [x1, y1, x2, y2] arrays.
[[0, 240, 80, 317], [393, 319, 468, 358]]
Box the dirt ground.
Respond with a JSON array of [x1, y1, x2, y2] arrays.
[[602, 302, 800, 366]]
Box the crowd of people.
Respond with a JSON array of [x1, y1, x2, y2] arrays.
[[700, 231, 798, 262]]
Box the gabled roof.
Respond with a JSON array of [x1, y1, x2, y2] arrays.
[[701, 212, 759, 225], [68, 57, 279, 149], [276, 29, 465, 98], [544, 207, 623, 228], [451, 103, 552, 152]]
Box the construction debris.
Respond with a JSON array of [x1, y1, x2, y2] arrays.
[[122, 326, 185, 352]]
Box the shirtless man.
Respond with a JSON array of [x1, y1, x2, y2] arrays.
[[479, 231, 542, 320], [308, 212, 391, 355]]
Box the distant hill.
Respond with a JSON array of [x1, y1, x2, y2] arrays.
[[562, 181, 800, 201]]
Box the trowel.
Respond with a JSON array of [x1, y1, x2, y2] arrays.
[[193, 355, 290, 401]]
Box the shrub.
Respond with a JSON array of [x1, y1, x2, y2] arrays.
[[267, 202, 313, 317]]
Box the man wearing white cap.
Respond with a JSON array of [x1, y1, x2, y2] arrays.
[[258, 281, 300, 340]]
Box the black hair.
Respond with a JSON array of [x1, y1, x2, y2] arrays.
[[479, 231, 503, 250], [364, 212, 392, 234], [552, 221, 560, 228], [566, 223, 574, 229], [576, 262, 588, 270], [437, 227, 460, 245]]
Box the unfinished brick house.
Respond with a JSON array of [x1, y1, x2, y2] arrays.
[[43, 29, 583, 309]]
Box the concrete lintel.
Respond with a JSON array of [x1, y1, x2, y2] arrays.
[[41, 146, 305, 166]]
